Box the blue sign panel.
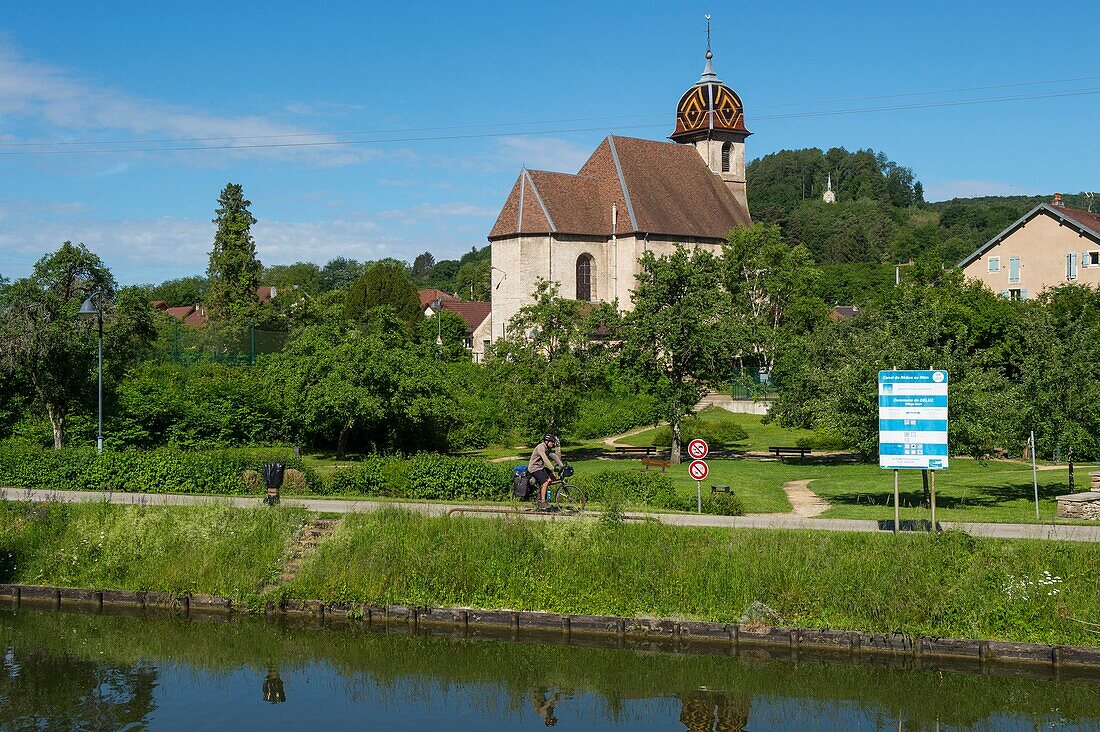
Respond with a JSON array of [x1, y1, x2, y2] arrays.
[[878, 370, 949, 470]]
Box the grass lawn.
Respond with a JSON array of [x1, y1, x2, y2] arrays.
[[567, 454, 1096, 523], [618, 408, 817, 452]]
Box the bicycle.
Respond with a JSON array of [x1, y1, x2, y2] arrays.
[[517, 465, 586, 514]]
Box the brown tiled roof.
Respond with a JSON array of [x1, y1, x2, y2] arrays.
[[1059, 206, 1100, 236], [183, 309, 209, 327], [257, 286, 275, 303], [488, 135, 749, 240], [151, 300, 169, 310], [440, 300, 491, 333], [165, 306, 195, 321], [418, 288, 458, 307]]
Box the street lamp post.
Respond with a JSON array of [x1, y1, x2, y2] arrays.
[[78, 295, 104, 454], [432, 298, 444, 357]]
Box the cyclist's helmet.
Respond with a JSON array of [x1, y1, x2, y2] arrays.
[[543, 433, 559, 444]]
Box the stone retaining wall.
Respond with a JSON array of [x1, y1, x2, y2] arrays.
[[3, 583, 1099, 678]]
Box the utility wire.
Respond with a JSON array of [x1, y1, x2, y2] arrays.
[[1, 86, 1098, 156], [2, 75, 1100, 149]]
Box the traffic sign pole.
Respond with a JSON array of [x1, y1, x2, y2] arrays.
[[696, 480, 702, 513]]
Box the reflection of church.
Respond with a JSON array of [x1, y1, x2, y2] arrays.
[[484, 35, 753, 351], [678, 690, 751, 731]]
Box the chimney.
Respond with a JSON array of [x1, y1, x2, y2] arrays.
[[1053, 192, 1064, 207]]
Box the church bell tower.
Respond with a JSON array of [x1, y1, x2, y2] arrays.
[[669, 18, 751, 212]]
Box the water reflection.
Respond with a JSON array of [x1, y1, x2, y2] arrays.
[[0, 608, 1098, 731], [678, 688, 749, 731]]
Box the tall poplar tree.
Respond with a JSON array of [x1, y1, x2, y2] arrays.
[[206, 183, 261, 319]]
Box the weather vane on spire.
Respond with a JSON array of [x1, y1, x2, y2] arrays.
[[705, 14, 712, 59]]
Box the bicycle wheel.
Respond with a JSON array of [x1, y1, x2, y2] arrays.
[[554, 482, 586, 513]]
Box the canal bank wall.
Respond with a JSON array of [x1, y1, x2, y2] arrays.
[[4, 582, 1099, 679]]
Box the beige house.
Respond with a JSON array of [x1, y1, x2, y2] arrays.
[[486, 46, 752, 341], [959, 195, 1100, 299]]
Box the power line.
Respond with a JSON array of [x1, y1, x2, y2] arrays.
[[1, 86, 1098, 156], [2, 75, 1100, 149]]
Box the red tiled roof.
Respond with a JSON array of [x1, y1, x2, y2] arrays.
[[183, 309, 209, 327], [164, 306, 195, 320], [440, 300, 491, 332], [257, 286, 275, 303], [418, 288, 459, 307], [489, 134, 750, 240], [1059, 206, 1100, 236]]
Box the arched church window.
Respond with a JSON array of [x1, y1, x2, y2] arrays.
[[721, 142, 732, 173], [576, 254, 594, 302]]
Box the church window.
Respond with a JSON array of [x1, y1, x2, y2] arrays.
[[576, 254, 595, 302], [721, 142, 732, 173]]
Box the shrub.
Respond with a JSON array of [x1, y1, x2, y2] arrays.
[[0, 443, 320, 495], [575, 469, 677, 509], [796, 430, 849, 451], [571, 393, 660, 440], [403, 454, 511, 501], [650, 419, 748, 449], [702, 492, 746, 516], [283, 468, 308, 492], [241, 470, 264, 490], [320, 456, 398, 496]]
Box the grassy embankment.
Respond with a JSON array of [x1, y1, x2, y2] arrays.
[[3, 502, 1100, 645]]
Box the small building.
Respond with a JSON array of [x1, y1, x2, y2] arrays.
[[419, 290, 492, 361], [958, 194, 1100, 299]]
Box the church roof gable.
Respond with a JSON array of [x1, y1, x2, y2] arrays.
[[489, 135, 750, 240]]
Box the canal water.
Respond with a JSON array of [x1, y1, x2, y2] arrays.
[[2, 608, 1099, 730]]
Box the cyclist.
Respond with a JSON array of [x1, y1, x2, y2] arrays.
[[528, 433, 566, 510]]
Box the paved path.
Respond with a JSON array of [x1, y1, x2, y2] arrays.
[[779, 479, 830, 518], [5, 487, 1100, 543]]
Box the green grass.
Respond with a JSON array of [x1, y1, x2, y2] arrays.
[[618, 408, 817, 452], [0, 501, 306, 599], [566, 455, 1098, 523], [285, 509, 1100, 647]]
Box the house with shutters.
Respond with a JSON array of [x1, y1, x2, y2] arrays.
[[485, 40, 752, 344], [958, 194, 1100, 300]]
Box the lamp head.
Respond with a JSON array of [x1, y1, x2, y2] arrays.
[[78, 296, 99, 318]]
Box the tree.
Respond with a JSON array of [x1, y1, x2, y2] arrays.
[[418, 310, 472, 362], [455, 258, 490, 300], [319, 257, 366, 292], [263, 262, 322, 296], [488, 280, 591, 437], [344, 261, 422, 334], [206, 183, 261, 318], [0, 243, 114, 448], [269, 324, 453, 456], [1015, 286, 1100, 486], [411, 252, 436, 281], [622, 246, 724, 463], [148, 275, 208, 306], [913, 181, 925, 205], [719, 224, 820, 380]]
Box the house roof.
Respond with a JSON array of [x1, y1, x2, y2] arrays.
[[958, 203, 1100, 269], [418, 288, 459, 308], [830, 305, 861, 321], [439, 300, 491, 333], [164, 306, 196, 321], [488, 134, 750, 241]]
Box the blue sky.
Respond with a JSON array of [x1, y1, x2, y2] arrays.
[[1, 1, 1097, 284]]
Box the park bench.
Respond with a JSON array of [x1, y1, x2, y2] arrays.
[[640, 457, 671, 472], [768, 446, 811, 460], [711, 485, 734, 495], [614, 445, 657, 457]]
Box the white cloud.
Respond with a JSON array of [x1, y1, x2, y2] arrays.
[[923, 179, 1045, 202], [0, 44, 380, 166], [494, 136, 592, 173]]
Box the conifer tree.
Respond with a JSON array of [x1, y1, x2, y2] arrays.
[[206, 183, 261, 318]]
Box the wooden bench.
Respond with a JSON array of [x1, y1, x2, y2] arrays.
[[768, 446, 811, 460], [640, 458, 671, 472], [711, 485, 734, 495]]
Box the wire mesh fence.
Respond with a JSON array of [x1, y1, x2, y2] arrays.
[[161, 324, 290, 365]]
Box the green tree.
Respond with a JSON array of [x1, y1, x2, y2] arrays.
[[0, 243, 114, 448], [263, 262, 322, 296], [206, 183, 261, 318], [319, 257, 366, 292], [344, 261, 422, 333], [622, 246, 724, 463], [419, 310, 472, 362], [489, 279, 590, 437], [455, 258, 490, 300], [148, 275, 208, 306], [719, 224, 820, 380], [269, 324, 452, 456], [1015, 285, 1100, 485], [411, 252, 436, 281]]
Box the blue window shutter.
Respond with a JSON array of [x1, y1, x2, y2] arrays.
[[1020, 289, 1028, 300]]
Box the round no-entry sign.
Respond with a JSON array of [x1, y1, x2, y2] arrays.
[[688, 460, 709, 481], [687, 439, 709, 460]]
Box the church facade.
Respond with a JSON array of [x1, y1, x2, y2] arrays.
[[483, 46, 753, 349]]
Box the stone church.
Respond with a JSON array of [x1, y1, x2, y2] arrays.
[[482, 43, 752, 353]]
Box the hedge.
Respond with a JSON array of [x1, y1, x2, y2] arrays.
[[574, 469, 678, 509], [0, 443, 320, 495]]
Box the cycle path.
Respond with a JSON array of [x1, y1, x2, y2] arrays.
[[4, 486, 1100, 543]]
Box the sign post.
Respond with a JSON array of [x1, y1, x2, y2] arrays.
[[1030, 431, 1040, 520], [879, 370, 949, 532], [689, 458, 709, 513]]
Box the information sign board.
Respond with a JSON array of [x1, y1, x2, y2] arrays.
[[878, 370, 948, 470]]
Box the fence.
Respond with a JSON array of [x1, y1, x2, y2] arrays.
[[164, 324, 289, 366]]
